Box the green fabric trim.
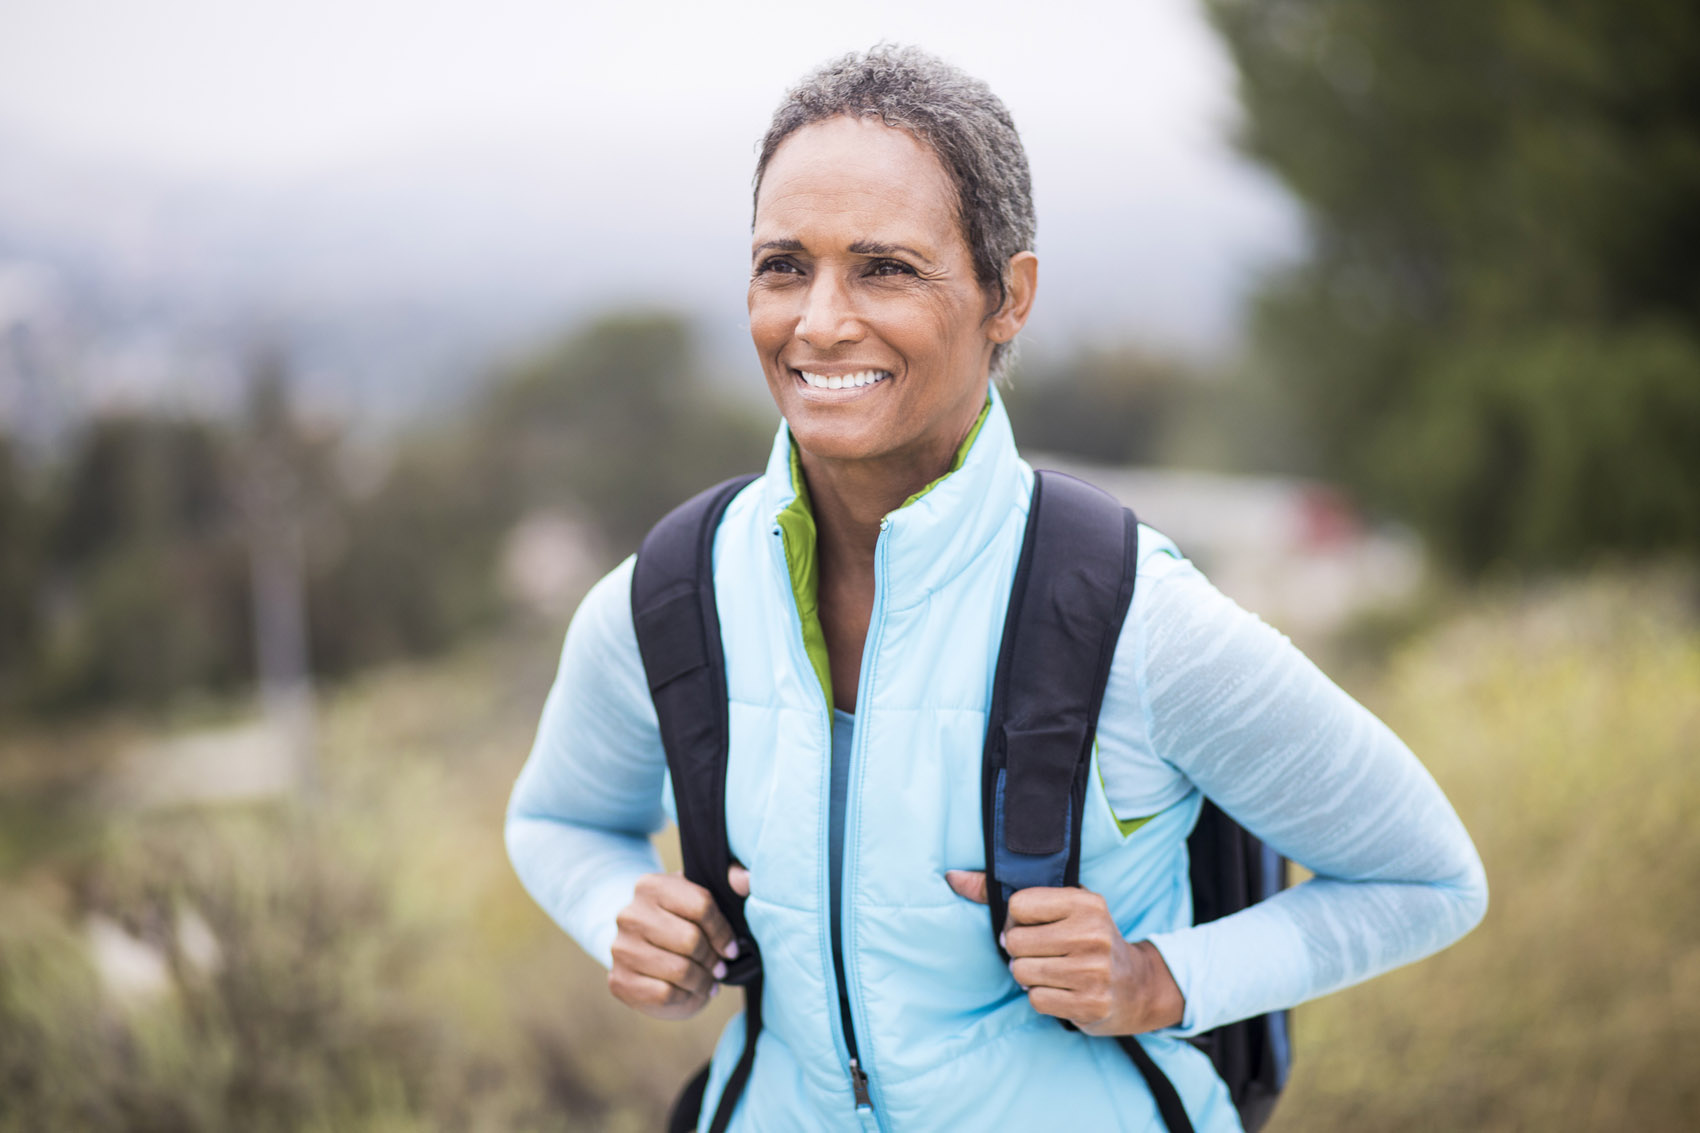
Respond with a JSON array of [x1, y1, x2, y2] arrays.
[[900, 397, 993, 509], [1113, 810, 1156, 838], [777, 397, 993, 712], [779, 444, 834, 713]]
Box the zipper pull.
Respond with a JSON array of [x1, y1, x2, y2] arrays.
[[849, 1057, 873, 1110]]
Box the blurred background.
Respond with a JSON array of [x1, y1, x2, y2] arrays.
[[1, 0, 1695, 1129]]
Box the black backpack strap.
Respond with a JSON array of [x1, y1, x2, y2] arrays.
[[982, 470, 1196, 1133], [633, 473, 762, 1133], [981, 469, 1138, 933], [1117, 1035, 1197, 1133]]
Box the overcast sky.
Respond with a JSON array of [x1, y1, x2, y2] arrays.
[[0, 0, 1301, 364]]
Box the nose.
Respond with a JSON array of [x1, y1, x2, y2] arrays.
[[795, 270, 863, 350]]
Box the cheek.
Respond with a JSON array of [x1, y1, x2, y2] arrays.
[[887, 291, 984, 364], [747, 289, 794, 356]]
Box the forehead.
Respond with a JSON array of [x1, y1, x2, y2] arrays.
[[754, 116, 963, 251]]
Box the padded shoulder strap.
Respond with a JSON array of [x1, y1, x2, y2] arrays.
[[631, 473, 762, 984], [981, 469, 1138, 938], [981, 471, 1199, 1133]]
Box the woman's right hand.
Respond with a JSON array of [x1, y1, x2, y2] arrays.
[[608, 866, 750, 1019]]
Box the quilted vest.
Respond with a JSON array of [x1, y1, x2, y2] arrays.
[[686, 388, 1241, 1132]]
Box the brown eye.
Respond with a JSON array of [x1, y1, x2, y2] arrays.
[[756, 257, 801, 275], [869, 259, 916, 277]]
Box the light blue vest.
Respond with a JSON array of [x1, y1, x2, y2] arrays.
[[691, 389, 1240, 1132]]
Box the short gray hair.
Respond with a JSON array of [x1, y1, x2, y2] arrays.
[[754, 45, 1036, 378]]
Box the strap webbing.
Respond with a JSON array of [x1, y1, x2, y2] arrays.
[[981, 470, 1138, 942], [982, 471, 1196, 1133], [632, 474, 762, 980], [632, 474, 762, 1133], [1118, 1036, 1198, 1133], [707, 975, 762, 1133]]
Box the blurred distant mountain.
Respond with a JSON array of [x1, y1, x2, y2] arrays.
[[0, 124, 1296, 445], [0, 128, 616, 443]]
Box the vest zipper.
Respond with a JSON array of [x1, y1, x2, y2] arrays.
[[772, 523, 884, 1126], [833, 518, 890, 1126], [828, 708, 869, 1118]]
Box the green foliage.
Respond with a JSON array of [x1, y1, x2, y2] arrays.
[[474, 311, 771, 555], [1209, 0, 1700, 571], [22, 416, 254, 712], [0, 435, 46, 702], [308, 434, 510, 673], [1, 310, 772, 718], [1002, 348, 1193, 465]]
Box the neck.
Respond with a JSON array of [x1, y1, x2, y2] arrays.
[[797, 396, 984, 571]]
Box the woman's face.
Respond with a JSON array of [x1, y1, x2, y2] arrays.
[[749, 115, 1034, 469]]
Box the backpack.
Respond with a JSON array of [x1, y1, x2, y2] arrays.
[[632, 470, 1292, 1133]]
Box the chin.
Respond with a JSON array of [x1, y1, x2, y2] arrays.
[[784, 412, 894, 465]]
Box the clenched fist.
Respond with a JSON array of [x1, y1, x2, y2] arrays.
[[609, 864, 751, 1020], [945, 869, 1185, 1035]]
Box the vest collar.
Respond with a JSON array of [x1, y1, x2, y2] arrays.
[[758, 384, 1029, 619]]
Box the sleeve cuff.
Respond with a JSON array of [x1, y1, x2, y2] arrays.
[[1145, 928, 1204, 1036]]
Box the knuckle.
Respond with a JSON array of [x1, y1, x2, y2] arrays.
[[663, 953, 694, 984], [686, 888, 713, 920], [658, 920, 693, 953]]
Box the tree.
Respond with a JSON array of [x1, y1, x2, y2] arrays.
[[473, 311, 771, 554], [1209, 0, 1700, 571]]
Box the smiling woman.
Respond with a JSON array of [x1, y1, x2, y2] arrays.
[[505, 44, 1487, 1133]]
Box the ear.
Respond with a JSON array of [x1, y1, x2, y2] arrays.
[[986, 251, 1039, 345]]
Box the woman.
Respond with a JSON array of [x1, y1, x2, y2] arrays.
[[506, 46, 1487, 1132]]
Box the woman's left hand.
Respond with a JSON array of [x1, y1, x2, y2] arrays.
[[945, 870, 1185, 1036]]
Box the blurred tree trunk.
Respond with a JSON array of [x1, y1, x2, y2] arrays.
[[244, 348, 317, 799]]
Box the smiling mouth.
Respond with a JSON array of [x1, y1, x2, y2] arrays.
[[795, 368, 892, 391]]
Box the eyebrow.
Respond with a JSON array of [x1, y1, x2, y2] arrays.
[[751, 239, 804, 260], [849, 240, 935, 265], [750, 238, 937, 267]]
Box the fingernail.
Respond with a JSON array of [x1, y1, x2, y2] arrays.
[[709, 984, 720, 999], [725, 940, 740, 961], [999, 931, 1008, 952], [713, 960, 727, 980]]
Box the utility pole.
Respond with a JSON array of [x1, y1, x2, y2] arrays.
[[243, 347, 317, 800]]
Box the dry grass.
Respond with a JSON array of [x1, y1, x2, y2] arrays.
[[1270, 569, 1700, 1132]]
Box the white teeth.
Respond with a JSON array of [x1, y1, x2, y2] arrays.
[[798, 369, 891, 390]]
